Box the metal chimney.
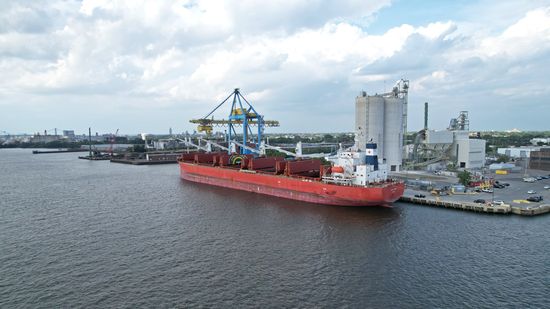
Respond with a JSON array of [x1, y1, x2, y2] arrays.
[[424, 102, 429, 130]]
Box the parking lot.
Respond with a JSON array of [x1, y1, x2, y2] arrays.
[[404, 169, 550, 208]]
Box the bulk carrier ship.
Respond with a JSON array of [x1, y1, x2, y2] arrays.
[[177, 88, 404, 207]]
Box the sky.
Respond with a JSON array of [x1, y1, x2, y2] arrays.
[[1, 0, 549, 135]]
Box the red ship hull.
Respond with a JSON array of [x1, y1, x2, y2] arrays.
[[179, 162, 404, 207]]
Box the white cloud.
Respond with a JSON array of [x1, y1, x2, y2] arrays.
[[480, 7, 550, 58], [0, 1, 550, 133]]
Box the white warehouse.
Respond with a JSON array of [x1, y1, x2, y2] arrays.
[[497, 147, 540, 158]]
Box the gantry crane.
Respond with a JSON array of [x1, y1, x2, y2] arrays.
[[189, 88, 279, 154]]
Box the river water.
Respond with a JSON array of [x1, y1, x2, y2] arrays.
[[0, 149, 548, 308]]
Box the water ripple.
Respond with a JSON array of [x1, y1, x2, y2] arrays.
[[0, 149, 548, 308]]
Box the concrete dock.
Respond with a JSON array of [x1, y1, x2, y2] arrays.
[[398, 169, 550, 216], [109, 152, 182, 165], [33, 149, 88, 154], [400, 194, 549, 216]]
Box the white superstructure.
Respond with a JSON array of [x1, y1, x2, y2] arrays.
[[324, 143, 389, 186]]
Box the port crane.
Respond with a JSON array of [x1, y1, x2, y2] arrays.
[[108, 129, 119, 156], [186, 88, 330, 158], [189, 88, 279, 154], [175, 137, 229, 153]]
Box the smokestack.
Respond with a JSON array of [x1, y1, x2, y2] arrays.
[[88, 127, 92, 157], [424, 102, 429, 130]]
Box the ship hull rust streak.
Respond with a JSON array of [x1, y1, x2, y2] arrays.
[[179, 162, 404, 207]]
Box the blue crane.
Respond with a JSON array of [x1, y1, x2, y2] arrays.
[[190, 88, 279, 155]]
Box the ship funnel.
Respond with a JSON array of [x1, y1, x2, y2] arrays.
[[366, 143, 379, 171]]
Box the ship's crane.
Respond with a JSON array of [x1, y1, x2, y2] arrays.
[[190, 88, 279, 154]]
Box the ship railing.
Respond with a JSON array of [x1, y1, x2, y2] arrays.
[[322, 176, 400, 187], [322, 176, 353, 186]]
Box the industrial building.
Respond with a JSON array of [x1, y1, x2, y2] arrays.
[[63, 130, 76, 140], [407, 108, 486, 170], [451, 131, 486, 168], [529, 148, 550, 171], [497, 146, 540, 158], [411, 128, 486, 169], [355, 79, 408, 172], [355, 81, 486, 171]]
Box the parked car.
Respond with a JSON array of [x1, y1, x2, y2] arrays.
[[474, 199, 486, 204], [536, 176, 543, 181], [523, 177, 536, 183], [501, 183, 510, 186], [482, 188, 493, 193], [527, 190, 537, 194], [544, 185, 550, 190], [494, 184, 505, 189], [492, 200, 505, 205], [414, 194, 426, 198], [541, 176, 549, 179], [527, 196, 543, 202]]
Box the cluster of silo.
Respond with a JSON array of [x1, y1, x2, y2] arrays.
[[355, 82, 407, 172]]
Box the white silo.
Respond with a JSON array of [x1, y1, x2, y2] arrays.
[[383, 97, 404, 171], [355, 80, 408, 172], [355, 93, 368, 150], [367, 96, 385, 160]]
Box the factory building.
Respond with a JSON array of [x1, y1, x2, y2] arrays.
[[409, 109, 486, 170], [529, 148, 550, 171], [63, 130, 76, 140], [451, 131, 486, 168], [355, 81, 486, 171], [413, 129, 486, 169], [355, 80, 408, 172], [497, 147, 540, 158]]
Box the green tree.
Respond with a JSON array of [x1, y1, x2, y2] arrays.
[[446, 163, 457, 172], [457, 170, 471, 186], [496, 154, 510, 163]]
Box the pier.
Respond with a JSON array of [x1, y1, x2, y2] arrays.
[[109, 152, 181, 165], [32, 149, 88, 154], [400, 195, 549, 216]]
